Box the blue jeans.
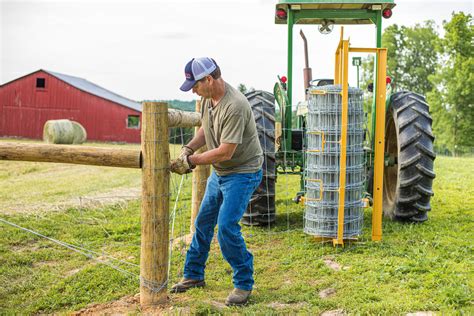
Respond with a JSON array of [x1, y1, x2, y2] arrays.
[[184, 169, 262, 291]]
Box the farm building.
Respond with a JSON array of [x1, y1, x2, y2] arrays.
[[0, 69, 142, 143]]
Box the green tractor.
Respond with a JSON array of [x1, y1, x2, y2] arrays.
[[243, 0, 436, 244]]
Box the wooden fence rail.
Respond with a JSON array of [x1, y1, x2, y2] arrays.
[[0, 143, 141, 168]]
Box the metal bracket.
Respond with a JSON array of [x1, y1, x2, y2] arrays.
[[306, 131, 326, 153], [304, 178, 324, 201]]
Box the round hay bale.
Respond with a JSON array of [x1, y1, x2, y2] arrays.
[[71, 121, 87, 144], [43, 119, 87, 144]]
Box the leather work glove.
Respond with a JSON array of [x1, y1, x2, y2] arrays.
[[170, 155, 192, 175], [181, 145, 194, 157]]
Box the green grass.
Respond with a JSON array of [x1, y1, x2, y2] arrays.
[[0, 140, 473, 314]]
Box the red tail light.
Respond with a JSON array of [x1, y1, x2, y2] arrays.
[[382, 8, 392, 19], [276, 9, 287, 20]]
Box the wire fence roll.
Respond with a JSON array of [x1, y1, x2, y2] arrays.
[[304, 85, 365, 238]]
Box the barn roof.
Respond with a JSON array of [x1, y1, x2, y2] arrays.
[[43, 70, 142, 112]]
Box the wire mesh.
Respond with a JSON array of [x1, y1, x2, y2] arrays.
[[304, 85, 365, 238]]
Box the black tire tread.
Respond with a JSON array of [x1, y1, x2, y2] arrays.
[[384, 91, 436, 222], [242, 90, 276, 226], [399, 114, 418, 131], [416, 163, 436, 179], [399, 174, 423, 188], [415, 123, 435, 141], [400, 132, 421, 149]]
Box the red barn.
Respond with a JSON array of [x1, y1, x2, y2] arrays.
[[0, 69, 142, 143]]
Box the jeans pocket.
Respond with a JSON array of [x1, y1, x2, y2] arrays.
[[241, 172, 261, 201]]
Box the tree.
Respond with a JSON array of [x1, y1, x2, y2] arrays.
[[359, 55, 375, 117], [359, 14, 472, 155], [382, 24, 403, 91], [237, 83, 255, 94], [395, 21, 438, 94], [428, 12, 474, 154], [360, 22, 439, 96], [360, 55, 374, 92], [238, 83, 248, 94]]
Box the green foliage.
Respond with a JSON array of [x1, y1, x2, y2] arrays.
[[359, 55, 374, 120], [361, 22, 438, 95], [392, 21, 438, 94], [360, 13, 473, 155], [360, 55, 374, 93], [237, 83, 255, 95], [427, 12, 474, 154], [382, 24, 403, 90], [139, 99, 196, 112], [237, 83, 248, 94], [165, 99, 197, 112], [1, 155, 473, 314]]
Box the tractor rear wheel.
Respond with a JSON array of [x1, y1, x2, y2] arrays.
[[242, 90, 276, 226], [383, 91, 436, 222]]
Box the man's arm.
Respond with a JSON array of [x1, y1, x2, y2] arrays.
[[188, 143, 237, 165]]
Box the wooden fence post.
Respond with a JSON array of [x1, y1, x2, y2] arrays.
[[190, 100, 210, 233], [140, 102, 169, 306]]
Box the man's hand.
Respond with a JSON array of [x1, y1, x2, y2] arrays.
[[181, 145, 194, 157], [170, 145, 195, 175], [170, 155, 192, 175]]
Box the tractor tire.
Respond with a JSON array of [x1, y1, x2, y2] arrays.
[[383, 91, 436, 222], [242, 90, 276, 226]]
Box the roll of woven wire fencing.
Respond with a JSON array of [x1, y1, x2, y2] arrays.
[[304, 85, 365, 239]]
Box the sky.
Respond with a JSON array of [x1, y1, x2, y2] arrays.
[[1, 0, 472, 104]]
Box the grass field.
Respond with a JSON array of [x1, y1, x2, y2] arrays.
[[0, 140, 472, 314]]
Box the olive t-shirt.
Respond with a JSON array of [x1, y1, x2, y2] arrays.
[[200, 82, 263, 176]]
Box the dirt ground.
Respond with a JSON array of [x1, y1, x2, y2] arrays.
[[73, 293, 216, 315], [72, 293, 184, 315]]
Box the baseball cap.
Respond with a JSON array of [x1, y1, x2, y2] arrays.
[[180, 57, 218, 92]]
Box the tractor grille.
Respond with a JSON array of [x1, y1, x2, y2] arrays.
[[304, 85, 365, 239]]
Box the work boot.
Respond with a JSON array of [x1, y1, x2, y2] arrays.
[[225, 288, 252, 306], [170, 278, 205, 293]]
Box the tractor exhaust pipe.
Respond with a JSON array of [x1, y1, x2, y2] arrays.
[[300, 29, 312, 99]]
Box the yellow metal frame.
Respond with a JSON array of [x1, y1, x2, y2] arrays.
[[310, 90, 328, 95], [331, 28, 387, 246], [306, 131, 326, 153]]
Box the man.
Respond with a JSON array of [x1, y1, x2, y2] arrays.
[[169, 57, 263, 306]]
